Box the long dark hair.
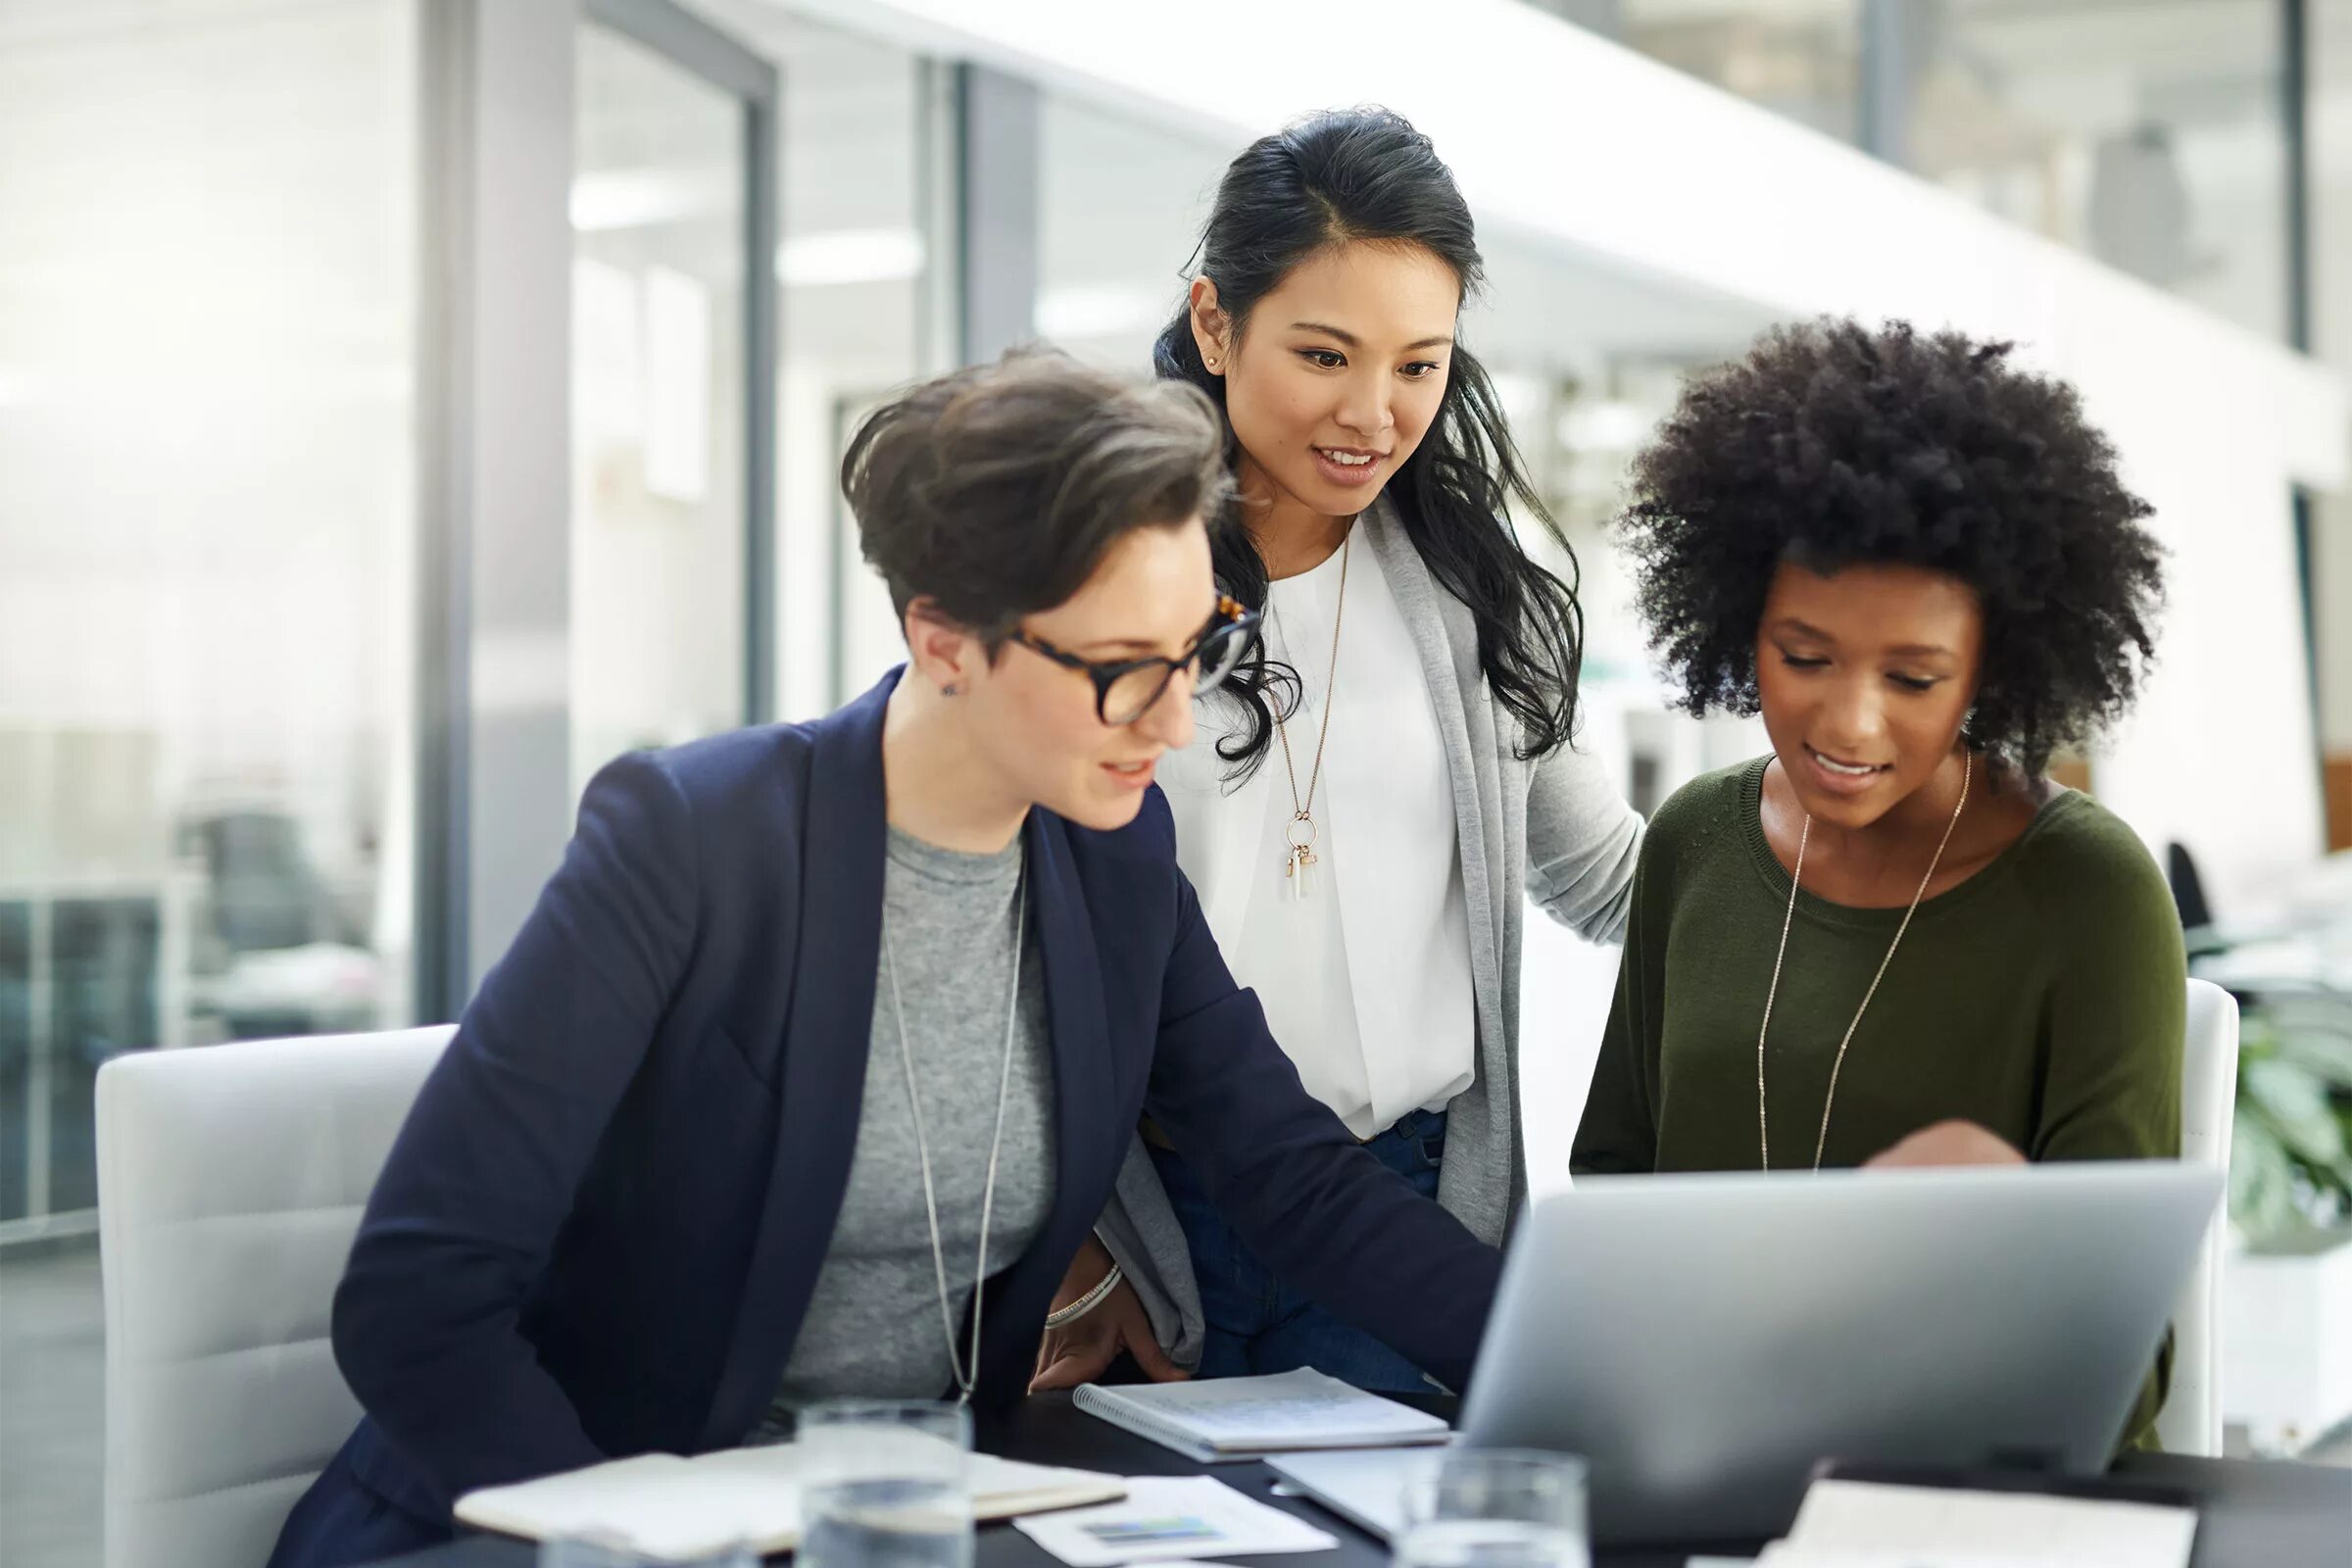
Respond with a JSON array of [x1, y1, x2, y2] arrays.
[[1152, 107, 1584, 775]]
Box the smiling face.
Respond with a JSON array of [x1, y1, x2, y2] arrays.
[[917, 516, 1216, 832], [1193, 239, 1459, 519], [1753, 560, 1985, 830]]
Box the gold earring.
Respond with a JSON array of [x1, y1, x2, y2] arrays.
[[1204, 355, 1220, 371]]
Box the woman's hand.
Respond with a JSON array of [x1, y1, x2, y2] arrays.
[[1865, 1118, 2028, 1168], [1031, 1236, 1188, 1392]]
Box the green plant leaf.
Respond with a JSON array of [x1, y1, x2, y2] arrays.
[[2286, 1131, 2352, 1209], [2241, 994, 2352, 1075], [2271, 1024, 2352, 1084], [2242, 1058, 2349, 1166], [2223, 1002, 2352, 1235], [2230, 1107, 2304, 1236]]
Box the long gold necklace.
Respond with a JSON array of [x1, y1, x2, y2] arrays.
[[1273, 530, 1350, 902], [1756, 750, 1972, 1170]]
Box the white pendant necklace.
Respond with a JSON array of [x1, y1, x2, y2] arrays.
[[882, 862, 1026, 1404], [1271, 531, 1350, 902], [1756, 751, 1971, 1171]]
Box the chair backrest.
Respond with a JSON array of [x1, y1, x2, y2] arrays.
[[2155, 979, 2238, 1456], [97, 1026, 454, 1568], [2165, 842, 2215, 932]]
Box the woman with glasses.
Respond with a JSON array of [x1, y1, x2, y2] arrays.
[[267, 350, 1503, 1568], [1032, 109, 1642, 1396]]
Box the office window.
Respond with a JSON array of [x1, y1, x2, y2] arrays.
[[0, 4, 418, 1563], [570, 19, 752, 792], [1526, 0, 1865, 146], [1908, 0, 2291, 345], [0, 0, 419, 1232], [689, 2, 949, 716], [1036, 93, 1228, 373], [1531, 0, 2299, 349]]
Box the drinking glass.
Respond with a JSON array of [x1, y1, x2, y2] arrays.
[[540, 1536, 755, 1568], [795, 1399, 975, 1568], [1393, 1448, 1590, 1568]]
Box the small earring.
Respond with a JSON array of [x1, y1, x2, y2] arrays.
[[1203, 356, 1220, 372], [941, 682, 960, 698]]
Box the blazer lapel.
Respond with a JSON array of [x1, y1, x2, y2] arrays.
[[1025, 810, 1111, 1237], [698, 671, 896, 1448]]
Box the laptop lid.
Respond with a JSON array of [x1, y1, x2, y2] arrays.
[[1458, 1162, 2223, 1544]]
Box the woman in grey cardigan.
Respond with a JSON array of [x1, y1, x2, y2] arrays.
[[1030, 109, 1642, 1394]]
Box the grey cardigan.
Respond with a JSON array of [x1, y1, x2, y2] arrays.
[[1097, 499, 1644, 1368]]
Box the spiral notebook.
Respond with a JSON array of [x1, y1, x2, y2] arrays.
[[1073, 1368, 1451, 1462]]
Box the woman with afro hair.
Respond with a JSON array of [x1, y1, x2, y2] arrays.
[[1571, 318, 2181, 1445]]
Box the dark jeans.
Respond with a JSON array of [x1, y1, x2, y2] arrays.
[[267, 1447, 450, 1568], [1151, 1106, 1446, 1395]]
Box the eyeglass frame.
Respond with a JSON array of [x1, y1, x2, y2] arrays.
[[1005, 596, 1262, 727]]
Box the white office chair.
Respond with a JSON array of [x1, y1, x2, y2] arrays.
[[2155, 978, 2239, 1457], [96, 1026, 454, 1568]]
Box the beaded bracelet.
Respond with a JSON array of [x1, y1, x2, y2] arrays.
[[1043, 1263, 1123, 1329]]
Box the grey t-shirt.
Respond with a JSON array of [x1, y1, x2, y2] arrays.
[[756, 824, 1055, 1435]]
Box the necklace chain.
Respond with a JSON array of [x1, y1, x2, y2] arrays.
[[884, 860, 1026, 1404], [1273, 530, 1351, 888], [1757, 752, 1972, 1171]]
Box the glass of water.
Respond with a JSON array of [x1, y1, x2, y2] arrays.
[[1394, 1448, 1590, 1568], [796, 1399, 975, 1568], [540, 1537, 755, 1568]]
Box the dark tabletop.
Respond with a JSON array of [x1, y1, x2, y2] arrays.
[[375, 1396, 2352, 1568]]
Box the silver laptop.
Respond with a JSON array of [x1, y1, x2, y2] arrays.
[[1265, 1447, 1431, 1542], [1443, 1161, 2221, 1544]]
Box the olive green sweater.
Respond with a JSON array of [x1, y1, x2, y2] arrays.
[[1571, 758, 2186, 1446]]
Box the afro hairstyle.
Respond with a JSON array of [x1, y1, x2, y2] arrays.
[[1618, 317, 2164, 778]]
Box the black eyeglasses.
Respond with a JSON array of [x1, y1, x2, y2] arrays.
[[1008, 596, 1263, 727]]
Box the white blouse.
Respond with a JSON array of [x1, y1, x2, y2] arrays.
[[1157, 533, 1476, 1140]]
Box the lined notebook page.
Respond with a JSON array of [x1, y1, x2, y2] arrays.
[[1768, 1479, 2197, 1568]]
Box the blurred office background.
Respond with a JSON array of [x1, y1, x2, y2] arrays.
[[4, 2, 2352, 1563]]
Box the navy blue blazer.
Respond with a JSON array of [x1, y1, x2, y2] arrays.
[[279, 670, 1500, 1566]]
